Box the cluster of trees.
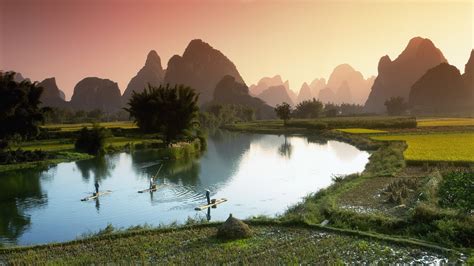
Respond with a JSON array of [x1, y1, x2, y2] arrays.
[[384, 97, 408, 116], [0, 72, 45, 145], [74, 126, 110, 155], [125, 84, 200, 144], [44, 108, 129, 124], [275, 98, 366, 124], [200, 104, 256, 128]]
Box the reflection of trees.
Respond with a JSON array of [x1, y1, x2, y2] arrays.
[[138, 155, 201, 187], [0, 169, 46, 243], [75, 155, 116, 182], [278, 135, 293, 158], [306, 135, 329, 145]]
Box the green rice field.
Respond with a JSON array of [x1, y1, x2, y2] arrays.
[[417, 118, 474, 127]]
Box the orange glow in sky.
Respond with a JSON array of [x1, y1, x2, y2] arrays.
[[1, 0, 472, 99]]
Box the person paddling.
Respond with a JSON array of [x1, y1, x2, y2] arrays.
[[94, 181, 100, 196], [149, 176, 156, 190]]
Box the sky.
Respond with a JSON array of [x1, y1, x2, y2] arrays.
[[1, 0, 473, 100]]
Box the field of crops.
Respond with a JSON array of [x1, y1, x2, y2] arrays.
[[417, 118, 474, 127], [42, 121, 137, 132], [336, 128, 387, 134], [372, 133, 474, 163], [16, 137, 146, 152], [0, 224, 458, 264]]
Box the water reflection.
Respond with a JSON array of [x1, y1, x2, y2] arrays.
[[0, 169, 47, 244], [0, 132, 370, 245]]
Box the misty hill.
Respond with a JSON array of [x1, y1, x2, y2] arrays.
[[38, 78, 68, 108], [365, 37, 447, 113], [257, 85, 294, 106], [309, 78, 326, 98], [318, 87, 336, 103], [122, 50, 164, 105], [297, 82, 312, 103], [164, 39, 245, 105], [409, 50, 474, 114], [70, 77, 122, 112], [249, 75, 289, 96], [326, 64, 374, 105], [211, 75, 275, 119]]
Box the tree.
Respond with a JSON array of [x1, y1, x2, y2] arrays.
[[293, 98, 323, 119], [324, 103, 339, 117], [74, 126, 109, 155], [275, 102, 292, 126], [125, 84, 199, 144], [385, 97, 408, 116], [0, 71, 45, 141]]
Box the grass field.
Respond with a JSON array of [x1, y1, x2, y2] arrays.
[[417, 118, 474, 127], [42, 121, 137, 132], [15, 137, 149, 152], [336, 128, 387, 134], [372, 132, 474, 163], [0, 224, 459, 264]]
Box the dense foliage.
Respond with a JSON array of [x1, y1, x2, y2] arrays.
[[0, 149, 52, 164], [293, 98, 323, 119], [200, 104, 255, 128], [0, 72, 45, 140], [74, 126, 110, 155], [384, 97, 408, 116], [274, 102, 292, 125], [125, 84, 199, 144], [438, 171, 473, 212], [44, 108, 129, 124]]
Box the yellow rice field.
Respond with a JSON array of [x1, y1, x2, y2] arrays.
[[336, 128, 387, 134], [372, 133, 474, 163], [42, 121, 137, 132], [417, 118, 474, 127]]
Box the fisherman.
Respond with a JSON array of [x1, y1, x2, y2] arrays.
[[150, 176, 156, 190], [206, 190, 211, 204], [94, 181, 100, 196]]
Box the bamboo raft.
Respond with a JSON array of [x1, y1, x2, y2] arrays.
[[81, 190, 112, 201], [194, 198, 227, 211], [138, 186, 158, 193]]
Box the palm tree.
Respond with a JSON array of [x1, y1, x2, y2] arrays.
[[125, 84, 199, 144]]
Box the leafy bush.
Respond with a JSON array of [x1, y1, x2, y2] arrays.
[[0, 149, 52, 164], [438, 171, 474, 212], [74, 126, 110, 155]]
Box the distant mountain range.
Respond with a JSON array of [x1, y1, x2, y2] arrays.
[[9, 37, 473, 115], [250, 64, 374, 106]]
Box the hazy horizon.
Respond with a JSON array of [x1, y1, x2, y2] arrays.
[[1, 0, 473, 100]]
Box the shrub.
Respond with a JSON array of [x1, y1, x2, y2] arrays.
[[438, 171, 474, 212], [74, 126, 110, 155]]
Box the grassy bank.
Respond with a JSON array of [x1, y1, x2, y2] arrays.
[[0, 222, 463, 264]]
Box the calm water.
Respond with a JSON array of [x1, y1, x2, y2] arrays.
[[0, 132, 369, 245]]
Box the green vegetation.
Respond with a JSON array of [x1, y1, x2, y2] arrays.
[[199, 104, 256, 128], [42, 121, 137, 132], [336, 128, 387, 134], [74, 126, 110, 155], [225, 116, 417, 133], [293, 98, 323, 119], [125, 84, 199, 144], [438, 171, 473, 212], [0, 72, 45, 141], [384, 96, 408, 116], [372, 133, 474, 163], [274, 102, 292, 125], [417, 118, 474, 127], [0, 223, 461, 264]]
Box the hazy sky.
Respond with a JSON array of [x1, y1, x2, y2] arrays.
[[1, 0, 473, 99]]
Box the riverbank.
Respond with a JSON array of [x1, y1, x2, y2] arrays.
[[0, 221, 465, 264], [0, 122, 204, 173]]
